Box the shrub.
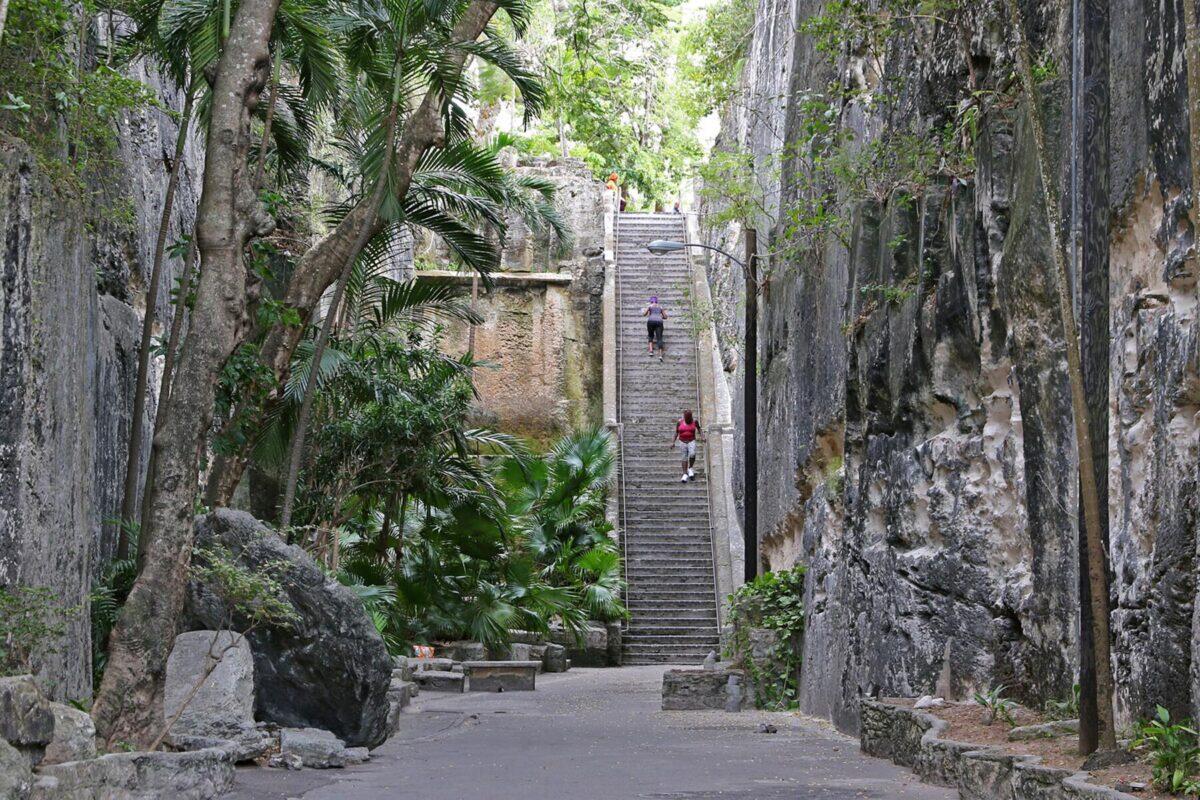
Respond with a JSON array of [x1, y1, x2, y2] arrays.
[[726, 565, 806, 710], [1133, 706, 1200, 796]]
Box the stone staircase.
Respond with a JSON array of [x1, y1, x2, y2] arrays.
[[614, 213, 721, 665]]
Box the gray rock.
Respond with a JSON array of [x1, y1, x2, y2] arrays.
[[0, 738, 32, 800], [266, 752, 302, 770], [724, 674, 745, 712], [40, 704, 96, 766], [164, 630, 255, 739], [541, 644, 568, 673], [392, 657, 412, 681], [435, 641, 485, 662], [1008, 719, 1079, 741], [385, 680, 416, 734], [185, 510, 392, 747], [30, 747, 234, 800], [341, 747, 369, 765], [411, 658, 454, 672], [279, 728, 351, 769], [913, 695, 946, 710], [702, 651, 718, 670], [0, 676, 53, 767], [662, 669, 744, 711], [167, 728, 274, 763], [548, 623, 609, 668]]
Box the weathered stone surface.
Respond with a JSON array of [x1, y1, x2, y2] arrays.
[[1008, 719, 1079, 742], [166, 729, 273, 764], [40, 704, 96, 767], [549, 623, 610, 668], [0, 738, 32, 800], [435, 641, 485, 662], [30, 747, 234, 800], [411, 658, 454, 672], [164, 631, 255, 739], [541, 644, 568, 673], [278, 728, 362, 769], [185, 510, 391, 747], [462, 661, 537, 692], [412, 671, 465, 693], [698, 0, 1200, 735], [0, 676, 54, 764], [661, 669, 744, 711]]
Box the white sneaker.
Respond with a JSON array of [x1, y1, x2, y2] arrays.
[[687, 468, 695, 478], [680, 474, 688, 482]]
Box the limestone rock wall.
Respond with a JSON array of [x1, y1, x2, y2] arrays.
[[422, 157, 608, 443], [701, 0, 1200, 733], [0, 32, 200, 699]]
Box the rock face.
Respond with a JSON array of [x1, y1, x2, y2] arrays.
[[661, 669, 746, 711], [0, 35, 200, 699], [41, 705, 97, 767], [30, 748, 234, 800], [164, 631, 256, 738], [0, 739, 32, 800], [414, 157, 607, 444], [701, 0, 1200, 733], [185, 510, 392, 748]]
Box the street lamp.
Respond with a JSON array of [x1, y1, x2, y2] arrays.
[[645, 234, 759, 583]]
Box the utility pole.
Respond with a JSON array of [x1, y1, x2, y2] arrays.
[[743, 228, 758, 582]]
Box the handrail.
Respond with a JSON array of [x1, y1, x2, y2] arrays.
[[612, 196, 630, 612], [684, 217, 724, 638]]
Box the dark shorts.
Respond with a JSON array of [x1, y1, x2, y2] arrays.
[[647, 321, 664, 347]]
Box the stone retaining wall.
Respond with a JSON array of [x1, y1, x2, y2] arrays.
[[859, 700, 1135, 800]]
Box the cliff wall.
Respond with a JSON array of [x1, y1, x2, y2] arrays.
[[701, 0, 1200, 732]]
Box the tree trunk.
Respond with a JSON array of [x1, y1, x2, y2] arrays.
[[138, 240, 198, 550], [375, 503, 392, 559], [204, 1, 501, 504], [742, 228, 758, 583], [1004, 0, 1117, 752], [91, 0, 280, 746], [117, 82, 195, 559], [254, 51, 281, 190], [278, 60, 409, 528]]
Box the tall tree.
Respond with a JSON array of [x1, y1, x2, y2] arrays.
[[1004, 0, 1117, 752], [92, 0, 522, 744]]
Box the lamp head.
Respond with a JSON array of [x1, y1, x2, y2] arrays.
[[646, 239, 685, 256]]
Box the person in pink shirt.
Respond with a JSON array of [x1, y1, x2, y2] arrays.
[[671, 410, 702, 482]]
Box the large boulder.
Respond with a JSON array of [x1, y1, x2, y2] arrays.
[[40, 704, 96, 766], [0, 676, 54, 767], [164, 631, 256, 739], [185, 510, 391, 747]]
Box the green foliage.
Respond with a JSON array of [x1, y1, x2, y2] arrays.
[[726, 566, 807, 710], [333, 427, 626, 653], [973, 685, 1016, 726], [0, 0, 159, 185], [1133, 706, 1200, 796], [0, 586, 70, 677], [678, 0, 755, 119], [90, 523, 140, 687], [1043, 683, 1080, 721], [189, 545, 300, 631]]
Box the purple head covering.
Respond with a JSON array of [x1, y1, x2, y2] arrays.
[[650, 296, 658, 304]]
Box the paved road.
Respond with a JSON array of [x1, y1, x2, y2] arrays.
[[226, 666, 952, 799]]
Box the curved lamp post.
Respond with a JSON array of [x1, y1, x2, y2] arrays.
[[645, 235, 759, 583]]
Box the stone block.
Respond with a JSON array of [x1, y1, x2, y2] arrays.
[[40, 704, 96, 766], [186, 511, 392, 748], [385, 680, 416, 735], [0, 676, 54, 759], [164, 631, 255, 739], [392, 657, 412, 682], [1008, 719, 1079, 741], [411, 657, 454, 672], [435, 641, 486, 662], [31, 747, 235, 800], [279, 728, 359, 769], [507, 643, 546, 671], [541, 644, 568, 673], [167, 728, 274, 764], [548, 623, 609, 667], [412, 671, 466, 693], [462, 661, 538, 692], [661, 669, 744, 711]]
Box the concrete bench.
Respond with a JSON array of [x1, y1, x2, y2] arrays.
[[462, 661, 539, 692], [413, 670, 466, 693]]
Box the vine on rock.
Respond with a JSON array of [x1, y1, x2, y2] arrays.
[[725, 566, 806, 710]]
